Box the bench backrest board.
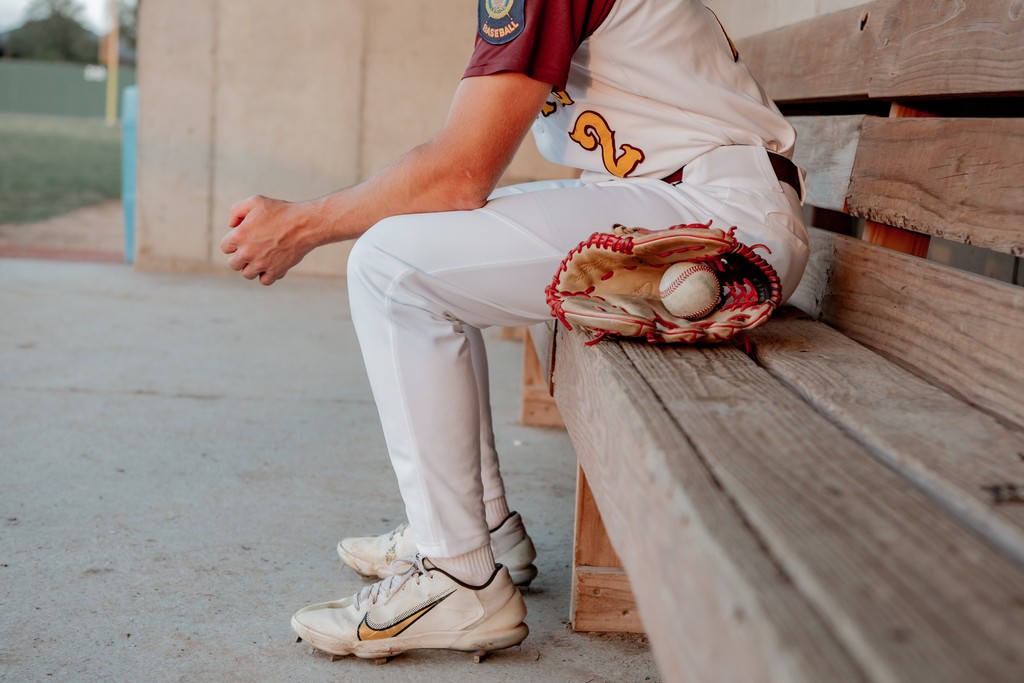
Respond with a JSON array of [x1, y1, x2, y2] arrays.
[[736, 0, 1024, 431]]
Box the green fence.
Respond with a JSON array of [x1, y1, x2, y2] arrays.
[[0, 59, 137, 119]]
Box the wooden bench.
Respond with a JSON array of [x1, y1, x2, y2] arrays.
[[522, 3, 1024, 680]]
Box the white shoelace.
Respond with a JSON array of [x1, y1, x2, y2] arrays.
[[354, 554, 429, 610]]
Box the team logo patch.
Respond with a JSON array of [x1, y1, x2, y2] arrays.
[[479, 0, 525, 45]]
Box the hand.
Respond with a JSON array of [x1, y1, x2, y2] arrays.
[[220, 195, 317, 286]]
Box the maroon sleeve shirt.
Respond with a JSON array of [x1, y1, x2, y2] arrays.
[[463, 0, 616, 91]]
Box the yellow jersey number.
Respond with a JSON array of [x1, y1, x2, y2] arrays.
[[569, 111, 646, 178]]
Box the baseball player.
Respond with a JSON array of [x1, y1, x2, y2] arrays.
[[220, 0, 808, 661]]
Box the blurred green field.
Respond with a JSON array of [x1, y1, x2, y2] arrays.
[[0, 113, 121, 224]]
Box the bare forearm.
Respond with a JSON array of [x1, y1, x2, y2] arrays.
[[304, 139, 497, 247]]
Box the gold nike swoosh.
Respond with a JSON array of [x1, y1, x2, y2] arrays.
[[357, 589, 455, 641]]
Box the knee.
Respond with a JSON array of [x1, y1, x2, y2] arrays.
[[347, 215, 420, 300]]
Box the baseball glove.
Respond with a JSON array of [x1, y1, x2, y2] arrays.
[[545, 222, 782, 345]]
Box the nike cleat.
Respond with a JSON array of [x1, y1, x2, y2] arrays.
[[337, 512, 539, 587], [291, 555, 528, 661]]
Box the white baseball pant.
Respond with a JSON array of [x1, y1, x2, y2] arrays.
[[346, 145, 809, 559]]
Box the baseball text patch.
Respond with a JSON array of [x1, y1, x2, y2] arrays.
[[479, 0, 525, 45]]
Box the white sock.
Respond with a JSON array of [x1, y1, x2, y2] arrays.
[[484, 496, 511, 530], [429, 544, 496, 586]]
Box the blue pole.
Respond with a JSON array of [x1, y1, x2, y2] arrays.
[[121, 85, 138, 265]]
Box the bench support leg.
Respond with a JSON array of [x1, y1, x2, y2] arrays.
[[520, 329, 564, 428], [570, 465, 644, 634]]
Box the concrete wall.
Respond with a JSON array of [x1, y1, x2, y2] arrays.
[[135, 0, 566, 276], [703, 0, 867, 40], [136, 0, 870, 276]]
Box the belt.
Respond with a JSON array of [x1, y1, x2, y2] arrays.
[[662, 150, 801, 194]]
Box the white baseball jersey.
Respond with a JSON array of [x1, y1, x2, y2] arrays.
[[467, 0, 796, 181]]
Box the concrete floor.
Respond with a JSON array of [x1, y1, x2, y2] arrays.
[[0, 258, 660, 683]]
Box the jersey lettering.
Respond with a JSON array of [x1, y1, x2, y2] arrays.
[[569, 110, 645, 178], [541, 89, 574, 117], [478, 0, 525, 45]]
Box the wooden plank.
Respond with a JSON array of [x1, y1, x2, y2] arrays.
[[871, 0, 1024, 99], [555, 332, 868, 682], [789, 115, 865, 212], [520, 328, 563, 427], [520, 386, 562, 427], [572, 468, 642, 633], [750, 309, 1024, 566], [574, 466, 623, 569], [528, 321, 556, 394], [820, 234, 1024, 429], [572, 567, 644, 634], [611, 338, 1024, 682], [499, 326, 527, 342], [858, 103, 933, 257], [737, 2, 890, 103], [848, 117, 1024, 256]]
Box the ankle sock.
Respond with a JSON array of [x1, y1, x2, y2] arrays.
[[429, 544, 495, 586], [484, 496, 511, 530]]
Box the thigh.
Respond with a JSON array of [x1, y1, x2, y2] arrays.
[[355, 176, 805, 327]]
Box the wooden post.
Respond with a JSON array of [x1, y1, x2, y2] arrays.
[[520, 328, 564, 428], [570, 466, 643, 634]]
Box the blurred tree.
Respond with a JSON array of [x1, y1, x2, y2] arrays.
[[118, 0, 138, 63], [6, 0, 98, 63]]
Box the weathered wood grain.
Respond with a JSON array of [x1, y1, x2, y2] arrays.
[[848, 117, 1024, 255], [556, 5, 1024, 680], [820, 234, 1024, 429], [741, 1, 1024, 102], [574, 467, 622, 569], [615, 337, 1024, 682], [871, 0, 1024, 98], [571, 466, 638, 634], [751, 310, 1024, 565], [555, 332, 867, 683], [790, 115, 865, 212], [572, 567, 644, 634], [737, 2, 889, 103]]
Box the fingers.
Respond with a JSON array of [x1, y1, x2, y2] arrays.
[[228, 195, 261, 228], [220, 229, 238, 255], [221, 195, 264, 254], [220, 194, 295, 286], [236, 258, 279, 286], [226, 250, 248, 271]]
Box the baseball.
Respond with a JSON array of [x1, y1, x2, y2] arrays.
[[659, 263, 721, 319]]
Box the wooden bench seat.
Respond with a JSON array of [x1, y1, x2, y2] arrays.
[[522, 3, 1024, 681]]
